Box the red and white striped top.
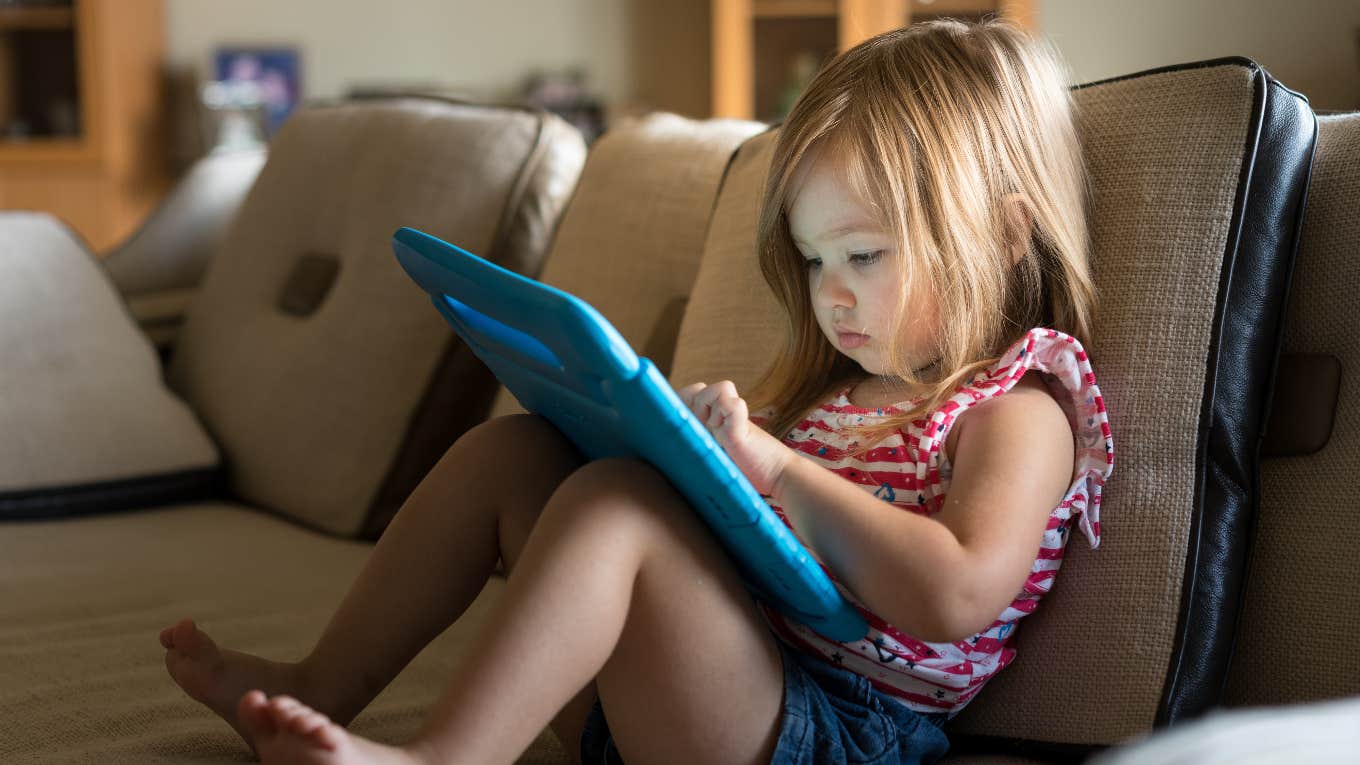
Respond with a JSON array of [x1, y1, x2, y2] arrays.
[[756, 327, 1114, 717]]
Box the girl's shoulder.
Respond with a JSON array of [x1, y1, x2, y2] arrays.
[[938, 326, 1115, 546], [942, 327, 1111, 441], [942, 371, 1051, 465]]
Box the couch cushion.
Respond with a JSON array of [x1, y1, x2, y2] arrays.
[[1224, 113, 1360, 706], [166, 98, 586, 539], [0, 503, 568, 763], [0, 213, 221, 519], [487, 112, 766, 419], [671, 58, 1314, 755]]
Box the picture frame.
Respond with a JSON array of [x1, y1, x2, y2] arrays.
[[213, 46, 302, 137]]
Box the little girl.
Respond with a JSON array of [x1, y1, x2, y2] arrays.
[[159, 18, 1113, 765]]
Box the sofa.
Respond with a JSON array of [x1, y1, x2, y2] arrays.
[[1, 56, 1355, 764]]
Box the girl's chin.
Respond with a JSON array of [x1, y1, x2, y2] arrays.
[[850, 356, 889, 376]]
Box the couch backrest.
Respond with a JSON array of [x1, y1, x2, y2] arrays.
[[486, 112, 766, 419], [1224, 112, 1360, 707], [167, 97, 587, 538], [669, 58, 1315, 757]]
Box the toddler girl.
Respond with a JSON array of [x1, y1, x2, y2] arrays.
[[160, 17, 1113, 765]]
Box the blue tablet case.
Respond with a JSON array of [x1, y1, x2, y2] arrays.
[[392, 227, 867, 641]]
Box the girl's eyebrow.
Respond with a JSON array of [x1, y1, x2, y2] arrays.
[[792, 222, 882, 246]]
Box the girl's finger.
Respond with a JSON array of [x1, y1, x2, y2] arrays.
[[694, 391, 722, 419], [677, 382, 706, 407], [729, 397, 748, 426], [707, 403, 727, 430], [719, 398, 746, 439]]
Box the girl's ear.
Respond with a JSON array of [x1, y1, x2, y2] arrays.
[[1001, 192, 1033, 267]]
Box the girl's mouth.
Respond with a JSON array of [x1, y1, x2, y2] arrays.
[[838, 332, 869, 349]]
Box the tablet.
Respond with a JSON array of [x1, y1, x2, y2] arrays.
[[391, 226, 868, 642]]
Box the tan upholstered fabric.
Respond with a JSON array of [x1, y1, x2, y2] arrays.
[[672, 64, 1261, 745], [668, 130, 781, 390], [0, 213, 219, 495], [0, 504, 568, 763], [167, 100, 583, 538], [1224, 113, 1360, 706], [487, 113, 766, 419]]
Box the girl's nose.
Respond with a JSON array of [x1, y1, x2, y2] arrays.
[[815, 270, 855, 311]]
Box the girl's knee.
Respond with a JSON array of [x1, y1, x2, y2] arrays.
[[443, 414, 579, 472], [547, 458, 700, 544], [458, 413, 557, 451], [555, 458, 670, 510]]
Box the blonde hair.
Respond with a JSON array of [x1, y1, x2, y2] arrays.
[[747, 17, 1097, 448]]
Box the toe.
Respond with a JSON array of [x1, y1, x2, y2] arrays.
[[237, 690, 276, 739], [172, 619, 203, 654], [295, 710, 327, 736], [280, 706, 306, 727], [269, 694, 302, 713], [303, 716, 341, 753], [313, 722, 343, 752], [267, 695, 305, 726], [304, 720, 339, 753]]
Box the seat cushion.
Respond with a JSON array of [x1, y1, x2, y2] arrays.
[[1224, 113, 1360, 706], [0, 503, 568, 763], [0, 213, 221, 519], [166, 98, 586, 539], [670, 57, 1315, 756]]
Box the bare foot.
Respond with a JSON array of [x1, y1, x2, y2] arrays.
[[160, 618, 343, 756], [239, 691, 430, 765]]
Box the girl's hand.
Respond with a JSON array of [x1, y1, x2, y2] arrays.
[[675, 380, 793, 495]]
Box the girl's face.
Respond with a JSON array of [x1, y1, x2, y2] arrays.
[[787, 148, 940, 378]]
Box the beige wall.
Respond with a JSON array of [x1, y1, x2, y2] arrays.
[[168, 1, 1358, 117], [1042, 0, 1360, 111], [166, 0, 711, 117]]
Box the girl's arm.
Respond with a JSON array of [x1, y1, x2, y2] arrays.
[[680, 379, 1074, 644]]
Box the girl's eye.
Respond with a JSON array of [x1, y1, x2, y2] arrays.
[[850, 250, 884, 266], [804, 257, 822, 271]]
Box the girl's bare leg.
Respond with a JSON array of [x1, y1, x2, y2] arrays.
[[161, 414, 602, 759], [242, 456, 787, 765]]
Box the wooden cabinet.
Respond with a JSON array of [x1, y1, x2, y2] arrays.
[[712, 0, 1037, 121], [0, 0, 167, 253]]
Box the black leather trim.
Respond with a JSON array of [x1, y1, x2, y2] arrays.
[[0, 467, 226, 520], [1152, 63, 1317, 725]]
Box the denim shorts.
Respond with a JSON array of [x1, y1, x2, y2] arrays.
[[579, 636, 951, 764]]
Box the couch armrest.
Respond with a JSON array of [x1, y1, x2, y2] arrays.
[[101, 148, 267, 297], [0, 212, 222, 518], [99, 148, 266, 354]]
